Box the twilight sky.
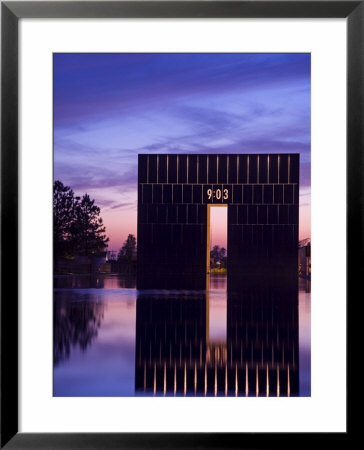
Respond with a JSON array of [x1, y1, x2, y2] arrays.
[[54, 53, 311, 251]]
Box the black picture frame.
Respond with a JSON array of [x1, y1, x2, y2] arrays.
[[1, 1, 358, 448]]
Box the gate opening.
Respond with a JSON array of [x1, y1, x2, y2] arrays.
[[207, 204, 227, 279], [207, 204, 228, 346]]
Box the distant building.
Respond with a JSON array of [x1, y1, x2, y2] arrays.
[[56, 253, 107, 274], [298, 240, 311, 277], [106, 250, 118, 262]]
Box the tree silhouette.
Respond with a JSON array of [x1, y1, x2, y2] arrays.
[[53, 180, 109, 260], [70, 194, 109, 256], [118, 234, 137, 263], [53, 181, 76, 261], [210, 245, 227, 268]]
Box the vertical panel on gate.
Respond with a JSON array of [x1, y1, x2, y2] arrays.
[[227, 154, 299, 290], [137, 154, 207, 289]]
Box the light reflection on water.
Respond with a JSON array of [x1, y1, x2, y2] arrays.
[[53, 274, 310, 397]]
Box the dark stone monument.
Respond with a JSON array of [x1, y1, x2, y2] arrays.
[[137, 154, 299, 290]]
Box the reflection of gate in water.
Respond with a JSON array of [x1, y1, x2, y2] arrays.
[[137, 154, 299, 290], [134, 278, 299, 397]]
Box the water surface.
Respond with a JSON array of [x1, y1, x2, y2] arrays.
[[54, 274, 310, 396]]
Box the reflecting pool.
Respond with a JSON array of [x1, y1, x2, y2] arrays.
[[54, 274, 310, 396]]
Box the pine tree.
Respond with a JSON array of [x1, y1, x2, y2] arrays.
[[53, 180, 76, 261], [70, 193, 109, 256], [118, 234, 137, 263], [53, 180, 109, 259]]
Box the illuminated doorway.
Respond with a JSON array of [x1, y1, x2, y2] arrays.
[[206, 205, 228, 371], [206, 204, 227, 287]]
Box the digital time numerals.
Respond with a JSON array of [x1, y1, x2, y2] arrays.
[[206, 188, 228, 200], [205, 186, 230, 203]]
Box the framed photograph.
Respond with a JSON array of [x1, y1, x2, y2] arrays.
[[1, 1, 357, 448]]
